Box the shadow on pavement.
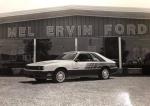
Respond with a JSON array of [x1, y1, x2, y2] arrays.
[[20, 77, 114, 84], [67, 77, 114, 82], [20, 80, 54, 84], [0, 75, 24, 77], [113, 74, 150, 77]]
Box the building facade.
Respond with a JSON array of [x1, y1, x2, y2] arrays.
[[0, 6, 150, 69]]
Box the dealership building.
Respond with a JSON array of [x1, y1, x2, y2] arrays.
[[0, 5, 150, 71]]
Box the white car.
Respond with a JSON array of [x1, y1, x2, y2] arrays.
[[24, 51, 118, 83]]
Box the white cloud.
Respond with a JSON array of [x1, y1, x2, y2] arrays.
[[0, 0, 150, 13]]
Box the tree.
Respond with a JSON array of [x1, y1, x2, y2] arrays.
[[24, 39, 52, 62]]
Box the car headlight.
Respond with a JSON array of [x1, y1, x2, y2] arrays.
[[26, 66, 44, 70]]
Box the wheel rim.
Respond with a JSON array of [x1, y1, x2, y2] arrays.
[[56, 71, 65, 82], [102, 69, 109, 79]]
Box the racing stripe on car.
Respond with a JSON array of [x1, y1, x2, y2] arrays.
[[85, 63, 102, 70]]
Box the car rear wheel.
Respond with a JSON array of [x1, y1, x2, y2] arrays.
[[98, 68, 110, 80], [52, 69, 66, 83]]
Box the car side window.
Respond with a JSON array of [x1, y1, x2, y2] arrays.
[[76, 53, 93, 62], [91, 53, 105, 62]]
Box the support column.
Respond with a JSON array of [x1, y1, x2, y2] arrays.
[[118, 36, 122, 69], [75, 37, 78, 51], [33, 38, 36, 63]]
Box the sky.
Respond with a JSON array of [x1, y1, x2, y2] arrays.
[[0, 0, 150, 13]]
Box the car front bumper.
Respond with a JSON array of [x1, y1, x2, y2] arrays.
[[23, 70, 54, 79]]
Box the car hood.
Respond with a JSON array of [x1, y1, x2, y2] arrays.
[[27, 60, 73, 66]]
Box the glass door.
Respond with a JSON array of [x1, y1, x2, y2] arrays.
[[103, 37, 119, 62]]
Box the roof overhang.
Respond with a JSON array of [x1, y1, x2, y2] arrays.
[[0, 5, 150, 24]]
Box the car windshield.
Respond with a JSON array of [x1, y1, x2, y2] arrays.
[[55, 53, 77, 60]]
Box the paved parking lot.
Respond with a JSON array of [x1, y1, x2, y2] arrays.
[[0, 76, 150, 106]]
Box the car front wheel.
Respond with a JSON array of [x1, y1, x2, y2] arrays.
[[52, 69, 66, 83], [98, 68, 110, 80]]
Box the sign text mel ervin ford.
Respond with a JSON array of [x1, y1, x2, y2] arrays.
[[7, 24, 150, 38]]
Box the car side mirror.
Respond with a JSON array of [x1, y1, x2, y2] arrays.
[[74, 59, 79, 62]]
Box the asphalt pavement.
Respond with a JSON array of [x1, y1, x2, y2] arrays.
[[0, 76, 150, 106]]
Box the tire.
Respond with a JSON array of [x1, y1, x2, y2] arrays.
[[52, 69, 66, 83], [35, 78, 47, 82], [98, 68, 110, 80]]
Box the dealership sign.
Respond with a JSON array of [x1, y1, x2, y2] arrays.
[[104, 24, 148, 35], [7, 24, 149, 38], [7, 25, 92, 38], [8, 27, 35, 38]]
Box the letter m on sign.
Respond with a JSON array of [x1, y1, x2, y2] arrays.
[[8, 27, 17, 38]]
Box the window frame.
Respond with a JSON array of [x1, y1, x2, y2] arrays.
[[75, 53, 94, 62], [90, 53, 105, 62]]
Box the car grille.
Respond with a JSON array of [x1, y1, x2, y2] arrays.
[[26, 66, 43, 70], [24, 71, 48, 78]]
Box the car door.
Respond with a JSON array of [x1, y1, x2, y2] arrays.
[[73, 53, 95, 76]]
